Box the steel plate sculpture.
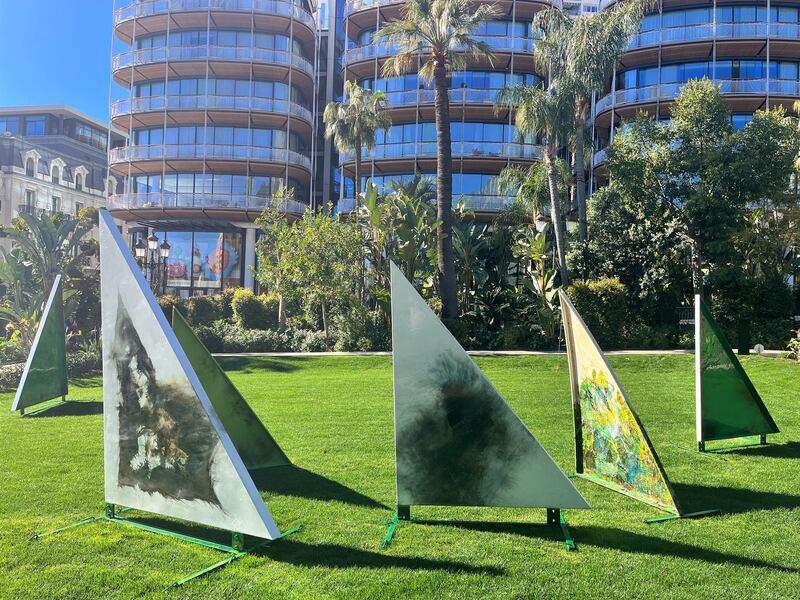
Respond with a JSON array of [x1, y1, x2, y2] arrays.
[[171, 308, 291, 471], [695, 295, 779, 451], [383, 263, 588, 548], [11, 275, 68, 416], [561, 291, 718, 522]]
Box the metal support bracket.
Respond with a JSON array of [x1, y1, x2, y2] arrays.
[[30, 504, 302, 587], [20, 398, 67, 417], [699, 435, 771, 453], [644, 509, 721, 524]]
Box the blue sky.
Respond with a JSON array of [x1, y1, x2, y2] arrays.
[[0, 1, 114, 122]]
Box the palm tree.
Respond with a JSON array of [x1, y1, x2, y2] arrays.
[[324, 80, 391, 206], [389, 174, 436, 205], [534, 0, 653, 241], [377, 0, 500, 319], [453, 223, 489, 313], [498, 160, 570, 224], [497, 83, 575, 285]]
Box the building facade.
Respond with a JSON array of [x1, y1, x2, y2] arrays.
[[0, 106, 125, 251], [109, 0, 318, 295], [592, 0, 800, 184], [107, 0, 800, 295]]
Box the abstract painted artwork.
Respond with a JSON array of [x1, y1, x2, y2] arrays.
[[11, 275, 68, 413], [560, 291, 681, 514], [695, 295, 779, 444], [100, 209, 281, 539], [172, 308, 291, 471], [391, 263, 588, 509]]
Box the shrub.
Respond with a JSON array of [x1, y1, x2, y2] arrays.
[[231, 289, 278, 330], [624, 323, 676, 350], [289, 329, 329, 352], [218, 288, 236, 321], [185, 295, 221, 326], [0, 340, 26, 366], [567, 278, 628, 349], [331, 305, 389, 352], [0, 350, 101, 391], [158, 295, 185, 322]]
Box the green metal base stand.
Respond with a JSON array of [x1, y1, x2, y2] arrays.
[[644, 509, 721, 524], [381, 506, 577, 551], [698, 435, 769, 453], [31, 504, 301, 587], [20, 397, 67, 417]]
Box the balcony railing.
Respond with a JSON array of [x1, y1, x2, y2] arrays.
[[344, 36, 535, 65], [113, 45, 314, 78], [592, 148, 607, 168], [109, 191, 308, 214], [379, 87, 505, 107], [336, 194, 516, 213], [629, 22, 800, 50], [341, 141, 543, 161], [115, 0, 315, 29], [596, 79, 800, 113], [344, 0, 559, 16], [111, 94, 313, 123], [109, 143, 312, 170]]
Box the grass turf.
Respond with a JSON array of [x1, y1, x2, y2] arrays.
[[1, 354, 799, 599]]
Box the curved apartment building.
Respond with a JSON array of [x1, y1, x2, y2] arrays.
[[109, 0, 317, 295], [340, 0, 553, 217], [593, 0, 800, 181]]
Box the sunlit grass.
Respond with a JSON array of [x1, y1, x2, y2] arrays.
[[1, 354, 799, 598]]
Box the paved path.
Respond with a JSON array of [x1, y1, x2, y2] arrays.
[[213, 349, 786, 358]]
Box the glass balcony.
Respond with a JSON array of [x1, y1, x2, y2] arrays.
[[344, 36, 535, 65], [592, 148, 607, 168], [115, 0, 315, 30], [109, 191, 308, 214], [336, 194, 516, 213], [113, 45, 314, 78], [111, 94, 313, 123], [380, 87, 503, 107], [629, 22, 800, 49], [341, 141, 543, 161], [109, 144, 312, 170], [596, 78, 800, 113]]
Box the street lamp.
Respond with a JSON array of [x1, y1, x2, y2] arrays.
[[135, 233, 170, 294]]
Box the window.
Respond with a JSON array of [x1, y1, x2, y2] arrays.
[[75, 202, 83, 216], [25, 116, 46, 136], [51, 197, 61, 214], [25, 190, 35, 209], [0, 116, 20, 135], [52, 166, 60, 184], [76, 173, 83, 191], [25, 158, 34, 177]]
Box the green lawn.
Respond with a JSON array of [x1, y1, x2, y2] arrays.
[[1, 354, 799, 599]]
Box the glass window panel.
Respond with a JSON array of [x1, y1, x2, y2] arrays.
[[214, 127, 233, 145], [193, 232, 225, 289], [179, 126, 196, 145], [234, 128, 250, 146], [165, 231, 193, 289], [177, 174, 194, 193], [222, 233, 243, 289], [213, 174, 232, 194]]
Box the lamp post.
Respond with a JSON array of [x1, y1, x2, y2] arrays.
[[135, 233, 170, 294]]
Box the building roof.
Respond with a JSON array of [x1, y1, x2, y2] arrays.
[[0, 105, 127, 138]]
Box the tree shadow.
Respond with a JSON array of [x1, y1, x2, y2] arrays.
[[217, 357, 303, 374], [71, 376, 102, 388], [715, 441, 800, 459], [254, 539, 506, 575], [26, 400, 103, 418], [672, 482, 800, 516], [417, 519, 798, 573], [251, 465, 387, 509]]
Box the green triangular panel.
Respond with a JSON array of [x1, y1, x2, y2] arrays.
[[390, 263, 588, 509], [11, 275, 68, 413], [560, 291, 681, 515], [171, 308, 291, 471], [696, 295, 779, 443]]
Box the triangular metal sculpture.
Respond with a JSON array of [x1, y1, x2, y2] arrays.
[[384, 263, 587, 548], [560, 291, 717, 522], [11, 274, 68, 415], [171, 308, 291, 471], [695, 294, 779, 451], [99, 209, 280, 540]]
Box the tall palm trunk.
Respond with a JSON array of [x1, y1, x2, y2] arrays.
[[433, 60, 458, 319], [574, 97, 589, 242], [544, 148, 570, 286], [354, 140, 362, 208]]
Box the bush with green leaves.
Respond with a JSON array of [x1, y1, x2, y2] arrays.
[[157, 295, 185, 322], [567, 278, 628, 349], [185, 295, 221, 326], [0, 349, 100, 391], [231, 289, 278, 330], [331, 305, 389, 352]]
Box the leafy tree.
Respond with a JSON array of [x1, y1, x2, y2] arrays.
[[498, 160, 570, 223], [256, 207, 361, 339], [377, 0, 499, 318], [324, 80, 391, 204], [607, 79, 799, 297], [497, 82, 575, 285], [453, 223, 489, 313], [534, 0, 652, 240]]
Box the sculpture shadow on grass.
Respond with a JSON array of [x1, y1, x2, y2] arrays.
[[26, 400, 103, 418], [254, 539, 506, 575], [716, 441, 800, 459], [672, 482, 800, 516], [216, 356, 305, 375], [418, 519, 798, 573], [250, 465, 388, 509]]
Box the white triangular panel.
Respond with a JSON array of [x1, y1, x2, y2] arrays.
[[99, 210, 280, 539], [391, 263, 588, 509]]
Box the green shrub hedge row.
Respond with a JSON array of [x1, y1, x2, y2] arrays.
[[0, 350, 101, 391]]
